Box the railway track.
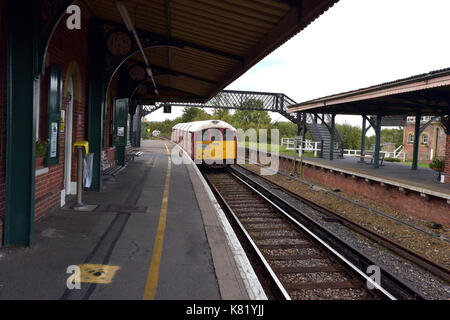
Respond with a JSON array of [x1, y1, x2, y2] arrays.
[[235, 164, 450, 284], [203, 166, 427, 300]]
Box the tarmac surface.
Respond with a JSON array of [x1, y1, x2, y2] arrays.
[[0, 139, 256, 300]]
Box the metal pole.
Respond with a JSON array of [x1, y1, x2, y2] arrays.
[[73, 147, 88, 211], [412, 109, 422, 170], [329, 113, 335, 160], [360, 115, 366, 162], [374, 113, 382, 168]]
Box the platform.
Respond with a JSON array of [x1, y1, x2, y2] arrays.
[[0, 140, 262, 300], [301, 156, 450, 200]]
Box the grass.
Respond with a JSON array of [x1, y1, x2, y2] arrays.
[[238, 140, 317, 158], [401, 161, 431, 169]]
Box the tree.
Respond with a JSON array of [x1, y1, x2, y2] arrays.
[[365, 127, 404, 150], [180, 107, 211, 122], [231, 99, 271, 131], [336, 123, 362, 150], [380, 127, 404, 147], [141, 121, 152, 139], [212, 108, 233, 123], [272, 121, 298, 138]]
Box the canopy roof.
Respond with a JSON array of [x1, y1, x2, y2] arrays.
[[288, 68, 450, 116], [86, 0, 339, 102]]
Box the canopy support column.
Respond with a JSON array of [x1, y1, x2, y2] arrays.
[[4, 1, 39, 246], [87, 21, 107, 191], [373, 113, 383, 168], [412, 109, 422, 170], [329, 113, 336, 160], [359, 115, 366, 162]]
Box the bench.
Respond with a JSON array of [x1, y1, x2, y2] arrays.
[[359, 151, 385, 165], [125, 146, 143, 163]]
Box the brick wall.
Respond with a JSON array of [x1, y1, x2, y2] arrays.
[[247, 150, 450, 225], [0, 1, 6, 233], [403, 122, 447, 162], [302, 165, 449, 225], [34, 5, 91, 218]]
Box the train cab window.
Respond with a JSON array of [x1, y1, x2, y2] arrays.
[[211, 136, 216, 142], [223, 129, 234, 141]]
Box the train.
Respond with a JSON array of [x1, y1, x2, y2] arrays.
[[171, 120, 237, 167]]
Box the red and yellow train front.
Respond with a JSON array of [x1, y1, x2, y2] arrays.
[[194, 128, 236, 165]]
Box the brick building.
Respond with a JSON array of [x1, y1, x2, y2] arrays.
[[0, 2, 125, 244], [403, 116, 447, 162]]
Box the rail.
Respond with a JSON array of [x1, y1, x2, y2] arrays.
[[233, 164, 450, 286], [203, 166, 429, 300]]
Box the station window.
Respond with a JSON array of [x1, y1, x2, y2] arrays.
[[422, 134, 429, 145], [408, 133, 414, 144]]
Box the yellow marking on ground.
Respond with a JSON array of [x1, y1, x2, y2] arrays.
[[142, 149, 171, 300], [165, 143, 170, 155], [78, 264, 120, 284]]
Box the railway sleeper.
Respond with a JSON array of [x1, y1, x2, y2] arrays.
[[284, 280, 362, 290], [272, 265, 345, 273]]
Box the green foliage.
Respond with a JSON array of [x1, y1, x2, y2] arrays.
[[212, 108, 232, 123], [384, 157, 401, 163], [231, 99, 271, 131], [336, 123, 362, 150], [35, 140, 48, 158], [272, 121, 298, 138], [365, 127, 403, 150], [429, 158, 445, 170], [180, 107, 211, 123]]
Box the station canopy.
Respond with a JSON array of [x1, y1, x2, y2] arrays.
[[87, 0, 339, 103], [288, 68, 450, 118]]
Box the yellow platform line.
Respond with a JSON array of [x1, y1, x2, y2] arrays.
[[142, 144, 171, 300]]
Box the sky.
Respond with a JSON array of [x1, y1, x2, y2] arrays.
[[145, 0, 450, 127]]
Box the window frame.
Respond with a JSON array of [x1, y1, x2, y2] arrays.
[[407, 132, 414, 144]]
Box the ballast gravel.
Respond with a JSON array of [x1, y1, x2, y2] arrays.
[[236, 164, 450, 300]]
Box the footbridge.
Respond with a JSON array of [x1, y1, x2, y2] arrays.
[[136, 89, 345, 158]]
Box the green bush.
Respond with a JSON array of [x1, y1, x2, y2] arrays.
[[35, 140, 48, 158], [384, 157, 401, 163], [429, 158, 444, 171]]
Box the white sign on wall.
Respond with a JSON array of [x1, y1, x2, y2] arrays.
[[50, 122, 58, 157]]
